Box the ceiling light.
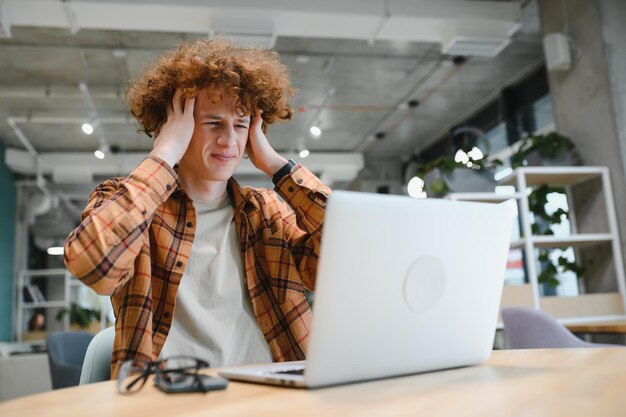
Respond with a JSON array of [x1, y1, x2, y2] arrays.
[[296, 55, 310, 64], [299, 149, 310, 159], [112, 48, 127, 59], [309, 126, 321, 137], [94, 144, 109, 160], [454, 149, 470, 164], [467, 146, 484, 160], [407, 176, 427, 199], [494, 167, 513, 182], [82, 123, 94, 135], [47, 246, 64, 256]]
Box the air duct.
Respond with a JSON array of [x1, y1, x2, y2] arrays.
[[0, 0, 11, 38]]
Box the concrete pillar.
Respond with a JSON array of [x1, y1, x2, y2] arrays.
[[598, 0, 626, 172], [538, 0, 626, 293]]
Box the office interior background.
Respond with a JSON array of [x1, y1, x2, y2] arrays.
[[1, 0, 626, 402]]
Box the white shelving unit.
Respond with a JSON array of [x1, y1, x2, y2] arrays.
[[14, 269, 108, 343], [447, 166, 626, 325], [15, 269, 71, 343]]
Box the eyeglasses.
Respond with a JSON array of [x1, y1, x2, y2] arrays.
[[117, 355, 210, 394]]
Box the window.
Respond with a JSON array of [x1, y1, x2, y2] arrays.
[[532, 94, 555, 133]]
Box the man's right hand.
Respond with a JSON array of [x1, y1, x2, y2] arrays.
[[149, 90, 196, 168]]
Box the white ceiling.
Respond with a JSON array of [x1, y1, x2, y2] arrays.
[[0, 0, 544, 184]]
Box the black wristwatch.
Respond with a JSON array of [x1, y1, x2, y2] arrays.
[[272, 159, 297, 185]]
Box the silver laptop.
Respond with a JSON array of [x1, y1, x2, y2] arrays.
[[219, 190, 514, 388]]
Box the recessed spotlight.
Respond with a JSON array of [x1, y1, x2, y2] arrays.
[[82, 123, 94, 135], [309, 126, 322, 137], [299, 149, 310, 159]]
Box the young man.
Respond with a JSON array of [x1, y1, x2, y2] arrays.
[[64, 38, 331, 378]]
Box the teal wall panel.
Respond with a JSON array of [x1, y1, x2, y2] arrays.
[[0, 144, 16, 341]]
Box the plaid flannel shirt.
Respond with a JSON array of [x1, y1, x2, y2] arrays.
[[64, 156, 331, 378]]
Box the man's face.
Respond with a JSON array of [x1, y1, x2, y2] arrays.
[[180, 88, 250, 182]]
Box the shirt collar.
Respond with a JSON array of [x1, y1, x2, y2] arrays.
[[227, 177, 257, 214]]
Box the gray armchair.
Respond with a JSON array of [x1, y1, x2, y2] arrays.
[[502, 307, 621, 349], [80, 326, 115, 384], [46, 332, 94, 389]]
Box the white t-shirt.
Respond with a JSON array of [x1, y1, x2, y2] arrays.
[[159, 194, 273, 367]]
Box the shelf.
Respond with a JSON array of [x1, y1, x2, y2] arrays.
[[510, 233, 613, 250], [446, 192, 522, 203], [541, 293, 625, 319], [15, 268, 106, 343], [496, 314, 626, 330], [21, 301, 68, 309], [499, 166, 605, 187], [564, 317, 626, 333], [20, 269, 69, 278], [492, 166, 626, 326]]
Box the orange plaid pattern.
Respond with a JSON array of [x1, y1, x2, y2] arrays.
[[64, 156, 331, 378]]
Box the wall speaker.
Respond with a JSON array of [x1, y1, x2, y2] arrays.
[[543, 33, 572, 72]]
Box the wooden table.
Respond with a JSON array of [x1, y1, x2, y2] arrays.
[[2, 348, 626, 417], [566, 319, 626, 334]]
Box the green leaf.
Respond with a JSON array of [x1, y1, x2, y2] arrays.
[[55, 303, 100, 328], [430, 178, 450, 194], [545, 263, 558, 274], [547, 277, 561, 289], [538, 270, 551, 284], [512, 132, 577, 166]]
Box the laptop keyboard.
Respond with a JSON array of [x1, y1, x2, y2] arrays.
[[274, 368, 305, 376]]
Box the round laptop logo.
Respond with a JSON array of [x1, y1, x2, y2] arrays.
[[403, 256, 446, 314]]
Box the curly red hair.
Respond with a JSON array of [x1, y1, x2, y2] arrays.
[[126, 37, 295, 137]]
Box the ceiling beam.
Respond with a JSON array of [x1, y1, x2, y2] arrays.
[[6, 0, 522, 55], [5, 148, 365, 185]]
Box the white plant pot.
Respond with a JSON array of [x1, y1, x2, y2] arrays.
[[524, 150, 580, 167], [424, 168, 496, 194]]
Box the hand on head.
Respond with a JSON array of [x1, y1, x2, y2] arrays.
[[150, 89, 287, 179], [150, 90, 196, 168], [246, 109, 288, 177]]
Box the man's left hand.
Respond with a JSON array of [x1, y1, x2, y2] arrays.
[[247, 110, 288, 177]]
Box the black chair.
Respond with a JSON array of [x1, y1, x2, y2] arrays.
[[46, 331, 94, 389]]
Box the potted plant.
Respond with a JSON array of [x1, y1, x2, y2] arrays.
[[528, 184, 585, 290], [511, 133, 583, 290], [418, 154, 502, 195], [512, 132, 580, 168], [56, 303, 101, 332]]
